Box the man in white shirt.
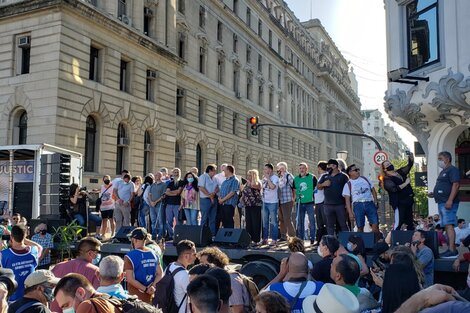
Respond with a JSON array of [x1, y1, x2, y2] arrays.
[[214, 164, 228, 188], [198, 165, 219, 236], [214, 164, 228, 233], [455, 219, 470, 245], [262, 163, 279, 245], [342, 164, 379, 234], [314, 161, 328, 244]]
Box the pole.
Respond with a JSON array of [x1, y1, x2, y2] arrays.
[[8, 150, 14, 216], [256, 123, 383, 151]]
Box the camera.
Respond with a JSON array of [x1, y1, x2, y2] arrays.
[[0, 268, 17, 298]]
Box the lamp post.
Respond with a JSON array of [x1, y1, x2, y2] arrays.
[[336, 150, 348, 161]]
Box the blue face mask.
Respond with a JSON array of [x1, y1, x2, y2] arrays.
[[43, 286, 54, 302], [92, 253, 101, 265], [187, 177, 194, 183], [63, 307, 75, 313]]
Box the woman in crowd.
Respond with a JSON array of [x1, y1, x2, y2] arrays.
[[131, 176, 143, 226], [381, 153, 415, 230], [99, 175, 115, 238], [240, 169, 262, 244], [288, 237, 313, 271], [181, 172, 199, 225], [31, 223, 53, 270], [254, 291, 290, 313], [312, 235, 339, 284], [347, 235, 369, 277], [138, 174, 154, 229], [69, 183, 102, 236]]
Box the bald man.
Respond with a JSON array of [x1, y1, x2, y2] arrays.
[[263, 252, 324, 311]]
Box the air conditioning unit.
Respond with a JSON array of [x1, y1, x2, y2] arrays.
[[177, 89, 185, 97], [144, 144, 153, 151], [144, 7, 153, 17], [147, 70, 157, 79], [235, 92, 241, 99], [118, 137, 129, 146], [18, 36, 31, 48]]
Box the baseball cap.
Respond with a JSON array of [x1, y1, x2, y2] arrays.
[[24, 270, 59, 288], [128, 227, 148, 240]]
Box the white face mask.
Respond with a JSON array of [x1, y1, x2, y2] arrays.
[[318, 246, 324, 258], [438, 160, 446, 169]]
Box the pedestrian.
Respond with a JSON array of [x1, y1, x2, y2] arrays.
[[138, 175, 154, 230], [312, 235, 339, 284], [261, 163, 280, 246], [218, 165, 241, 229], [181, 172, 199, 226], [205, 268, 232, 313], [99, 175, 115, 239], [190, 167, 199, 178], [0, 224, 42, 301], [314, 161, 328, 245], [381, 153, 414, 231], [69, 184, 102, 235], [240, 169, 262, 244], [198, 164, 219, 236], [214, 164, 228, 232], [411, 230, 434, 287], [148, 172, 167, 239], [276, 162, 296, 242], [293, 162, 317, 244], [342, 164, 379, 234], [96, 255, 129, 299], [254, 291, 290, 313], [165, 168, 184, 240], [317, 159, 349, 236], [131, 176, 143, 226], [187, 275, 222, 313], [113, 174, 135, 230], [31, 223, 53, 270], [428, 151, 461, 258], [124, 228, 162, 303]]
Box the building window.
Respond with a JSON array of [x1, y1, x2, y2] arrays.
[[16, 34, 31, 75], [198, 98, 206, 124], [258, 19, 263, 37], [116, 123, 128, 174], [246, 8, 251, 27], [118, 0, 126, 19], [120, 59, 130, 92], [89, 46, 100, 82], [258, 128, 263, 144], [246, 45, 252, 63], [407, 0, 439, 71], [146, 69, 156, 102], [217, 57, 225, 85], [199, 46, 206, 74], [199, 6, 206, 29], [217, 21, 223, 42], [258, 85, 263, 106], [232, 113, 238, 135], [196, 144, 203, 173], [85, 116, 96, 172], [233, 67, 240, 94], [277, 70, 281, 88], [143, 130, 152, 176], [217, 105, 224, 130], [278, 133, 282, 150], [175, 142, 182, 170], [144, 7, 153, 36], [269, 91, 273, 112], [233, 34, 238, 53], [178, 32, 186, 60], [258, 55, 262, 72], [268, 128, 273, 147], [268, 63, 272, 81], [268, 29, 272, 47], [233, 0, 239, 15], [176, 88, 184, 116], [278, 39, 282, 54], [247, 74, 253, 100], [18, 111, 27, 145], [178, 0, 185, 14]]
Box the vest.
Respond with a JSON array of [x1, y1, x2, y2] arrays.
[[1, 246, 38, 301], [126, 249, 159, 285], [294, 173, 315, 204]]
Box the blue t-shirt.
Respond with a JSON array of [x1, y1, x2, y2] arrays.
[[267, 281, 323, 311], [433, 165, 460, 203], [125, 249, 159, 286], [0, 246, 39, 301]]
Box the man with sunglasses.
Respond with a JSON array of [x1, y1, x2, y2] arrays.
[[342, 164, 379, 234]]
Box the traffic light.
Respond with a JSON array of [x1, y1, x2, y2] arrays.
[[249, 116, 259, 135], [378, 174, 385, 193]]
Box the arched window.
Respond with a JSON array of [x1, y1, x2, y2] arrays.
[[175, 141, 183, 169], [18, 111, 27, 144], [196, 144, 203, 173], [144, 130, 152, 176], [116, 123, 128, 174], [84, 116, 96, 172]]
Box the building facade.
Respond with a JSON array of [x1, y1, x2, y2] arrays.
[[0, 0, 363, 207], [362, 109, 407, 186], [384, 0, 470, 216]]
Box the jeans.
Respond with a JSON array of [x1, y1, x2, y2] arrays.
[[262, 202, 279, 241], [324, 204, 348, 235], [150, 202, 163, 239], [138, 202, 150, 229], [73, 213, 102, 227], [165, 204, 180, 238], [296, 202, 315, 240], [200, 197, 218, 235], [184, 209, 198, 225]]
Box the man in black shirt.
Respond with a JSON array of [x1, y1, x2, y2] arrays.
[[165, 168, 184, 240], [8, 270, 59, 313], [317, 159, 350, 235]]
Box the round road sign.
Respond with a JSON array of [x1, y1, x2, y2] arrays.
[[373, 150, 388, 166]]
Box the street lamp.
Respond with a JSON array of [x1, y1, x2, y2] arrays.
[[336, 150, 348, 161]]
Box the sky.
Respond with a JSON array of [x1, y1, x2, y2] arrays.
[[284, 0, 416, 150]]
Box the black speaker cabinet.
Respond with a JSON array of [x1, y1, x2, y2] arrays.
[[391, 230, 439, 258], [174, 225, 212, 247], [114, 226, 136, 243], [338, 231, 376, 250], [214, 228, 251, 248]]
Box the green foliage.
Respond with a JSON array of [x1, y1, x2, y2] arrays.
[[52, 220, 86, 261], [390, 158, 429, 216]]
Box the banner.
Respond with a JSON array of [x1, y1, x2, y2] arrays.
[[0, 160, 34, 202]]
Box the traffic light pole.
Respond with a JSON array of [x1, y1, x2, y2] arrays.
[[255, 123, 383, 151]]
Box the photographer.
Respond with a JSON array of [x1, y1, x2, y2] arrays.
[[381, 152, 414, 230], [69, 183, 102, 236], [410, 230, 434, 288]]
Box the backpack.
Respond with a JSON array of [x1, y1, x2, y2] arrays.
[[234, 272, 259, 313], [153, 265, 187, 313], [90, 295, 155, 313]]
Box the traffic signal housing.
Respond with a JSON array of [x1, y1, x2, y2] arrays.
[[378, 174, 385, 193], [249, 116, 259, 135]]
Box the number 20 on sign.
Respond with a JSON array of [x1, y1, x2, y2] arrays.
[[373, 151, 388, 166]]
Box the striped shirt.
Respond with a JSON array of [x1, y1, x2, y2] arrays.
[[219, 175, 240, 207]]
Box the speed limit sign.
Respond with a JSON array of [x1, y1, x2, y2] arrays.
[[373, 150, 388, 166]]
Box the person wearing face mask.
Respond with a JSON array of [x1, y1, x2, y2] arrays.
[[181, 172, 199, 226], [98, 175, 115, 239], [31, 223, 54, 270], [312, 235, 340, 284], [8, 270, 59, 313], [428, 151, 461, 258], [124, 228, 162, 303], [381, 152, 414, 231]]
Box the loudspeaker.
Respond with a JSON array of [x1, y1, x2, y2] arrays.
[[338, 231, 376, 250], [391, 230, 439, 258], [214, 228, 251, 248], [174, 225, 212, 247], [114, 226, 136, 243]]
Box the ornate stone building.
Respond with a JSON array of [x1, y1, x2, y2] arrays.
[[0, 0, 363, 192], [385, 0, 470, 216]]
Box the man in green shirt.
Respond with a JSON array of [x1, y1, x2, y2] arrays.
[[293, 163, 317, 245]]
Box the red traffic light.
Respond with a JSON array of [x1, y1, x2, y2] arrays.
[[249, 116, 258, 125], [378, 175, 384, 182], [249, 116, 259, 136]]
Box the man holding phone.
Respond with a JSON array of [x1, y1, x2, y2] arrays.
[[411, 230, 434, 288]]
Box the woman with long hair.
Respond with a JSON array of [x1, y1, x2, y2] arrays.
[[131, 176, 143, 226], [181, 172, 199, 225], [240, 169, 262, 244], [381, 153, 414, 230]]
